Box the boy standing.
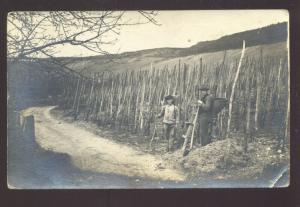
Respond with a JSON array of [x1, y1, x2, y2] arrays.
[[156, 95, 179, 152]]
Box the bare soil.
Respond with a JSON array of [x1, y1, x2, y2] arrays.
[[51, 106, 289, 186], [22, 106, 185, 181], [13, 106, 289, 188]]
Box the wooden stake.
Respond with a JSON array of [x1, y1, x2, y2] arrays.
[[226, 40, 246, 138]]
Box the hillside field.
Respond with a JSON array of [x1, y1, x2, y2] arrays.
[[66, 42, 287, 76]]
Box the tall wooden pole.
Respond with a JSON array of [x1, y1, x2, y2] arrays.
[[254, 48, 263, 131], [244, 62, 252, 152], [226, 40, 246, 138]]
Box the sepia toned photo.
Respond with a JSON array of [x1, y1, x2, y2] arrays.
[[7, 10, 290, 189]]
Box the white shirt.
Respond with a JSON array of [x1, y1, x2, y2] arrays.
[[160, 105, 179, 124]]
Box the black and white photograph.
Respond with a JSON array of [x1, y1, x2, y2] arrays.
[[7, 10, 290, 189]]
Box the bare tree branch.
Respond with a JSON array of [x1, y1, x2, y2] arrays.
[[7, 11, 160, 60]]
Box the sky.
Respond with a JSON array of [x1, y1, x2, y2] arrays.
[[38, 10, 290, 57]]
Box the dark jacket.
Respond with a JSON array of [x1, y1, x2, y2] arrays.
[[198, 94, 214, 118]]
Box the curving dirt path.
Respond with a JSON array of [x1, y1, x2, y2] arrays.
[[21, 106, 186, 181]]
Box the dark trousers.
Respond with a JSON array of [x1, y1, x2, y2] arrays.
[[197, 115, 212, 146], [163, 123, 176, 151]]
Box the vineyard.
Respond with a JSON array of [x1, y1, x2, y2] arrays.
[[58, 43, 290, 150], [7, 11, 291, 189]]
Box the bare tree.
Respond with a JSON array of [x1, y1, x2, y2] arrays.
[[7, 11, 160, 60]]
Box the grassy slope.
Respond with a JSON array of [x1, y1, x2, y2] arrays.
[[145, 42, 287, 70], [64, 22, 288, 75], [66, 42, 287, 76], [9, 23, 287, 77]]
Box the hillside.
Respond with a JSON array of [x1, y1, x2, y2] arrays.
[[8, 22, 288, 77], [63, 22, 287, 76], [184, 22, 287, 56], [149, 42, 287, 71], [66, 41, 287, 76]]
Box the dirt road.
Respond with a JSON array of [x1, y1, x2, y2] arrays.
[[21, 106, 185, 181]]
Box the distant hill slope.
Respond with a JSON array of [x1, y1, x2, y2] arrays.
[[149, 42, 287, 71], [183, 22, 287, 56], [66, 42, 287, 76], [63, 22, 287, 75], [14, 22, 286, 76]]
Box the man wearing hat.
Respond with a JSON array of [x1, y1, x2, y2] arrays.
[[196, 86, 214, 146], [156, 95, 179, 152]]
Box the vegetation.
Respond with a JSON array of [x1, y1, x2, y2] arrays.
[[186, 22, 287, 56], [8, 21, 289, 153], [7, 11, 159, 59], [7, 13, 290, 185], [62, 22, 287, 76], [58, 42, 289, 151]]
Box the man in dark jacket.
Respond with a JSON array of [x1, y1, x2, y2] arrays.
[[197, 86, 214, 146]]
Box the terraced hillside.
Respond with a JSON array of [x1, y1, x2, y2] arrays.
[[62, 22, 287, 76], [65, 41, 287, 76]]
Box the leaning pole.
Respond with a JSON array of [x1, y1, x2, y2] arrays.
[[226, 40, 246, 153]]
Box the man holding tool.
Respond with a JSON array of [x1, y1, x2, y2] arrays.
[[181, 86, 214, 156], [196, 86, 214, 146]]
